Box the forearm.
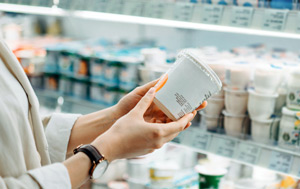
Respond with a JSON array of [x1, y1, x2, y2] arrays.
[[67, 106, 118, 153], [63, 152, 91, 188]]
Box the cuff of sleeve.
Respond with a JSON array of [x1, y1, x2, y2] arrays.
[[45, 113, 81, 163], [28, 163, 71, 189]]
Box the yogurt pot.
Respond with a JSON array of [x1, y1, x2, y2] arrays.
[[200, 112, 222, 131], [204, 97, 224, 116], [225, 64, 251, 90], [251, 117, 280, 144], [254, 66, 282, 94], [127, 158, 150, 183], [149, 161, 179, 187], [248, 89, 278, 119], [153, 50, 222, 121], [287, 69, 300, 110], [223, 110, 249, 138], [275, 88, 287, 115], [141, 48, 166, 67], [195, 165, 227, 189], [278, 107, 300, 150], [224, 87, 248, 115]]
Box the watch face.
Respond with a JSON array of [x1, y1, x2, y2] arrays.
[[92, 160, 109, 179]]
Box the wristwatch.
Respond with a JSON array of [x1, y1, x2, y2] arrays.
[[73, 144, 109, 179]]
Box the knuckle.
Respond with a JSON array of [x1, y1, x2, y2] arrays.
[[152, 128, 163, 139]]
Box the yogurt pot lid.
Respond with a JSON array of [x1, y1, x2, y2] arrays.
[[195, 165, 227, 176], [282, 106, 300, 116], [222, 110, 246, 118], [248, 89, 279, 98], [177, 49, 222, 92]]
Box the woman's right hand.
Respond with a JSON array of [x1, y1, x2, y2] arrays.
[[91, 87, 197, 162]]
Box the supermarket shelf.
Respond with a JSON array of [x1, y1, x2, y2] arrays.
[[35, 89, 108, 114], [1, 3, 300, 39], [172, 127, 300, 179]]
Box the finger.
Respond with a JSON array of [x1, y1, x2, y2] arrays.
[[135, 79, 159, 96], [133, 87, 156, 115], [195, 101, 208, 111], [158, 113, 194, 135]]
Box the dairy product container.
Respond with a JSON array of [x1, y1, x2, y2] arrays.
[[204, 97, 224, 116], [254, 66, 282, 94], [195, 165, 227, 189], [127, 158, 150, 183], [90, 57, 104, 81], [279, 107, 300, 150], [73, 55, 89, 79], [248, 89, 278, 119], [251, 117, 280, 144], [141, 48, 166, 67], [149, 161, 179, 187], [225, 63, 251, 90], [287, 69, 300, 110], [223, 110, 249, 138], [154, 50, 222, 121], [275, 88, 287, 114], [224, 88, 248, 115], [200, 112, 222, 131]]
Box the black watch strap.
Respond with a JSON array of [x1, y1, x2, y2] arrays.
[[73, 144, 106, 177]]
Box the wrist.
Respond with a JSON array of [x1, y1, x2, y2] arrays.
[[92, 133, 117, 163]]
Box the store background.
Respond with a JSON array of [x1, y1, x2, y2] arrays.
[[1, 0, 300, 188]]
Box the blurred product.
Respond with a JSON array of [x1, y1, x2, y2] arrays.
[[287, 69, 300, 110], [223, 110, 249, 138], [224, 87, 248, 115]]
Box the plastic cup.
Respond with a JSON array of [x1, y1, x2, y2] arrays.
[[224, 88, 248, 115], [204, 97, 224, 116], [248, 89, 278, 119], [254, 66, 282, 94], [251, 117, 280, 144], [223, 110, 249, 138], [200, 112, 222, 131], [195, 165, 227, 189], [154, 49, 222, 121]]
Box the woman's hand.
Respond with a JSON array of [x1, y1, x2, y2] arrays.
[[92, 87, 197, 162]]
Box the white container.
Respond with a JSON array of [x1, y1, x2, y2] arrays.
[[279, 107, 300, 150], [287, 69, 300, 110], [204, 97, 224, 116], [225, 64, 251, 90], [149, 161, 179, 187], [248, 89, 278, 119], [223, 110, 248, 138], [254, 66, 282, 94], [154, 50, 222, 121], [141, 48, 166, 66], [251, 117, 280, 144], [127, 158, 150, 183], [224, 88, 248, 115], [200, 112, 222, 131]]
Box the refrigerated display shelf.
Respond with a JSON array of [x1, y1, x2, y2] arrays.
[[172, 127, 300, 179], [1, 2, 300, 39], [35, 89, 108, 114]]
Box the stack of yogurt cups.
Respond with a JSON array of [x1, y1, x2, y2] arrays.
[[223, 62, 251, 138], [200, 60, 226, 132], [278, 68, 300, 150], [249, 65, 282, 144]]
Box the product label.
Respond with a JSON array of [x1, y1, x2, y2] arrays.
[[297, 12, 300, 33], [173, 2, 195, 22], [123, 1, 144, 16], [230, 7, 254, 27], [191, 131, 212, 150], [143, 2, 166, 18], [201, 5, 224, 25], [154, 57, 219, 120], [262, 9, 288, 31], [236, 143, 261, 164], [214, 137, 236, 158], [287, 87, 300, 108], [269, 151, 293, 173]]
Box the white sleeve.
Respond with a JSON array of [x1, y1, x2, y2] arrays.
[[0, 163, 71, 189], [44, 113, 81, 163]]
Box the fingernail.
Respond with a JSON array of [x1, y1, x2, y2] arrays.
[[148, 87, 155, 95], [189, 113, 194, 119]]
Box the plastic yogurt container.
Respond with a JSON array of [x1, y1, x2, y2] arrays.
[[279, 107, 300, 150], [287, 69, 300, 110], [195, 165, 227, 189], [154, 50, 222, 121]]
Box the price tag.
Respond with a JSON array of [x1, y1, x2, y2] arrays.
[[143, 2, 166, 19], [296, 12, 300, 33], [123, 1, 144, 16], [173, 2, 195, 22], [191, 131, 211, 150], [237, 143, 261, 164], [214, 137, 236, 158], [262, 9, 288, 31], [230, 6, 254, 27], [106, 0, 125, 14], [269, 151, 293, 173], [201, 5, 224, 24]]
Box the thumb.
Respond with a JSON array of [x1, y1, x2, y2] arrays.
[[133, 87, 156, 115]]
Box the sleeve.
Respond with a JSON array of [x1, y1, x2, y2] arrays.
[[43, 113, 81, 163], [0, 163, 71, 189]]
